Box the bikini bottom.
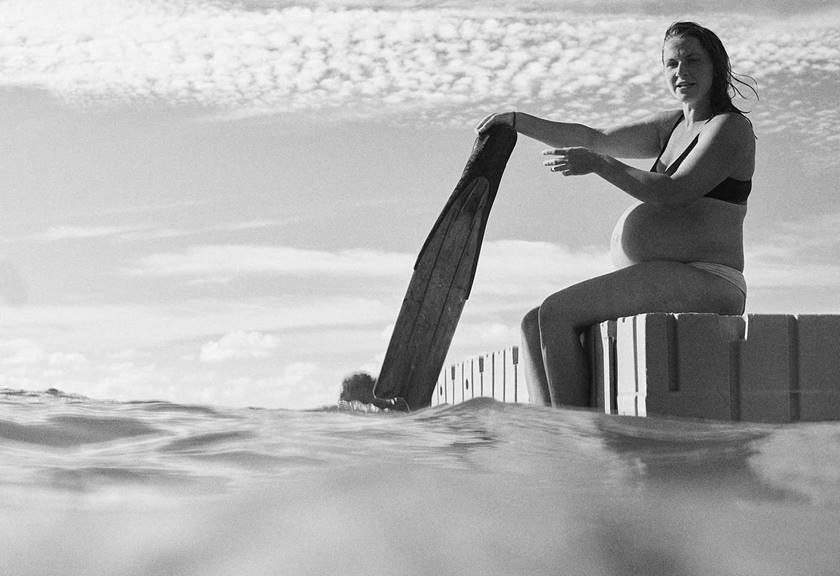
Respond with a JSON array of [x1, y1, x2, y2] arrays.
[[687, 261, 747, 296]]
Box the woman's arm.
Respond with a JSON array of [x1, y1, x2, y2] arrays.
[[476, 110, 675, 159], [511, 113, 598, 148], [544, 113, 755, 206]]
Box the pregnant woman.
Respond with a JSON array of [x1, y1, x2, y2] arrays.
[[475, 21, 756, 407]]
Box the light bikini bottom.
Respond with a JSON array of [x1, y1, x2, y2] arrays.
[[687, 262, 747, 296]]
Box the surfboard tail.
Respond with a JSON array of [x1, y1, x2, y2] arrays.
[[374, 125, 517, 410]]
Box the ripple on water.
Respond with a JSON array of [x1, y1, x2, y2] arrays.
[[1, 389, 840, 576], [0, 415, 159, 447]]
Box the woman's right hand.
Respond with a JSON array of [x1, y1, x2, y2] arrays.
[[474, 111, 516, 135]]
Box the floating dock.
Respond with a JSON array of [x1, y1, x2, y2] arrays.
[[436, 314, 840, 422], [432, 346, 525, 407]]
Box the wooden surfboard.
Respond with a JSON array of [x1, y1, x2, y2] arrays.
[[373, 125, 517, 410]]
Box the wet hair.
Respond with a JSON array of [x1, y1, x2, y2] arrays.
[[339, 371, 376, 404], [663, 21, 758, 118]]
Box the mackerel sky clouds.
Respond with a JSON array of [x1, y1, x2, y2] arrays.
[[2, 0, 839, 408], [3, 1, 839, 133]]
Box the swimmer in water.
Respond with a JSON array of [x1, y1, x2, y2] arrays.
[[474, 21, 757, 407]]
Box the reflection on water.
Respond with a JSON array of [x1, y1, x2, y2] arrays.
[[1, 389, 839, 575]]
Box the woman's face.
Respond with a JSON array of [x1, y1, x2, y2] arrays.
[[662, 35, 714, 106]]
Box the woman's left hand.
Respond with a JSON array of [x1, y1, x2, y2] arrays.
[[542, 147, 603, 176]]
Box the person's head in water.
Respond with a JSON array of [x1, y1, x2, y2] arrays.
[[339, 372, 376, 404], [662, 21, 756, 116]]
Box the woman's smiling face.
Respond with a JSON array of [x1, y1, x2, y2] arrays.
[[662, 35, 714, 106]]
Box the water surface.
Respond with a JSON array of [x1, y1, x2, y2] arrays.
[[2, 389, 839, 575]]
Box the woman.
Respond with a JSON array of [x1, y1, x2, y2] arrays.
[[474, 22, 756, 408]]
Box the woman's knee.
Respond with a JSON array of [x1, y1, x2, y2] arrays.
[[521, 306, 541, 336], [538, 292, 579, 330]]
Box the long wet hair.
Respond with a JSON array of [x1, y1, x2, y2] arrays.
[[663, 22, 758, 118]]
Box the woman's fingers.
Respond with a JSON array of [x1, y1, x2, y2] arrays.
[[542, 148, 568, 172], [542, 148, 568, 156], [475, 113, 502, 134], [474, 113, 495, 133], [543, 158, 570, 173], [542, 147, 595, 176]]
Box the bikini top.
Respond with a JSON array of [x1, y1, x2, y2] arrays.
[[650, 114, 751, 205]]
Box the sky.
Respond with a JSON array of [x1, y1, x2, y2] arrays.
[[1, 0, 839, 409]]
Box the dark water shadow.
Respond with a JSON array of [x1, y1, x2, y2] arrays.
[[595, 414, 800, 503], [0, 415, 159, 447]]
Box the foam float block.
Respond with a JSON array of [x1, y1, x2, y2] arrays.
[[588, 321, 615, 413], [433, 346, 524, 406], [797, 315, 840, 421], [737, 315, 796, 422], [590, 313, 840, 422]]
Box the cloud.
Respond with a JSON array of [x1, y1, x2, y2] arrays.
[[127, 244, 413, 279], [281, 361, 318, 383], [451, 320, 519, 346], [0, 260, 28, 305], [0, 328, 336, 408], [192, 362, 330, 408], [0, 338, 46, 365], [0, 235, 617, 407], [0, 336, 84, 373], [36, 224, 153, 242], [247, 0, 837, 15], [746, 249, 840, 289], [48, 352, 89, 368], [118, 219, 304, 242], [474, 240, 613, 298], [742, 211, 840, 288], [1, 0, 837, 154], [26, 219, 300, 244], [124, 239, 611, 294], [199, 330, 280, 362], [0, 296, 398, 356]]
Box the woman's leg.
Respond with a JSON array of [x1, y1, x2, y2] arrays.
[[535, 261, 746, 408], [521, 307, 551, 406]]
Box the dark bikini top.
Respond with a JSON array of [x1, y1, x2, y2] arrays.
[[650, 114, 751, 205]]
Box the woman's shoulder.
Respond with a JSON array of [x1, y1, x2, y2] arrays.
[[703, 113, 756, 172], [706, 112, 755, 141]]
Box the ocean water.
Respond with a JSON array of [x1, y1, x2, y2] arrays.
[[2, 389, 839, 576]]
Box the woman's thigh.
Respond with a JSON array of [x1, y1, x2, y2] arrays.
[[539, 261, 745, 330]]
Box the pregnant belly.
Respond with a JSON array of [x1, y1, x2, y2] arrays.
[[610, 200, 745, 269]]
